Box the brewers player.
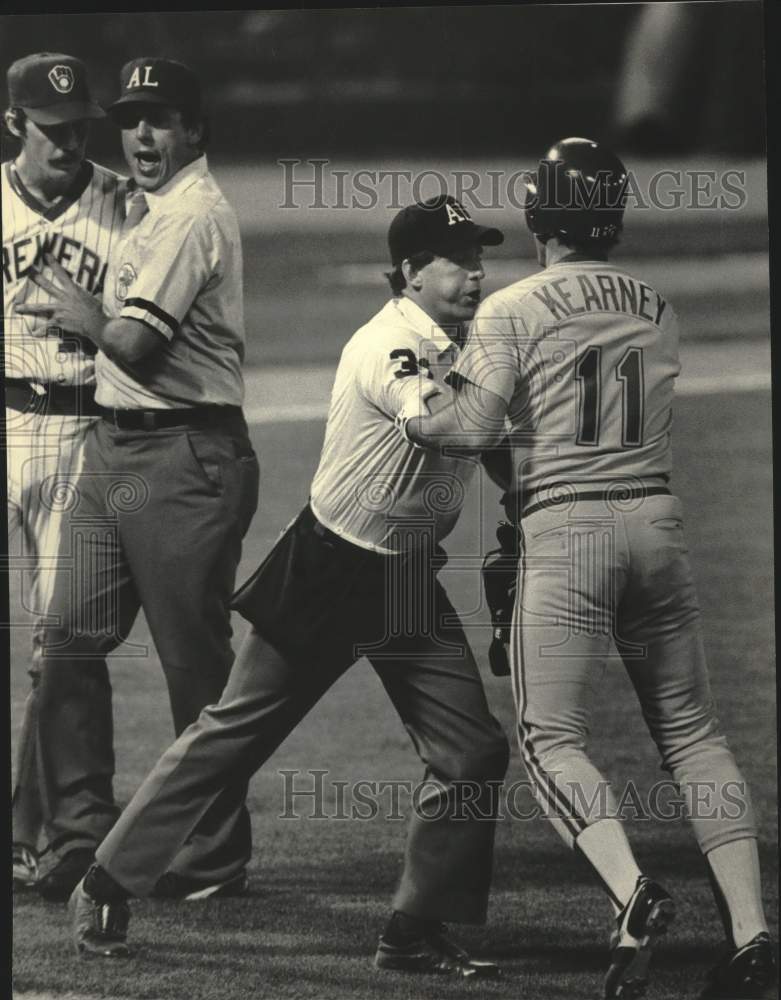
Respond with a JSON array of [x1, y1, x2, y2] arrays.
[[3, 52, 124, 891], [406, 140, 775, 999], [66, 195, 509, 976], [16, 58, 260, 903]]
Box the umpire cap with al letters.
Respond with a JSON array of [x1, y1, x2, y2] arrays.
[[108, 57, 201, 115], [6, 52, 105, 124], [388, 195, 503, 266]]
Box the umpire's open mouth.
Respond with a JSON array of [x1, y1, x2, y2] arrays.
[[134, 150, 162, 177]]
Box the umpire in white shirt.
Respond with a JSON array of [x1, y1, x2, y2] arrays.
[[68, 195, 510, 976], [17, 58, 259, 902]]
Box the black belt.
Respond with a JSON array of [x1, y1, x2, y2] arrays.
[[100, 404, 245, 432], [505, 484, 672, 521], [307, 506, 373, 555], [305, 505, 404, 565], [4, 377, 101, 417]]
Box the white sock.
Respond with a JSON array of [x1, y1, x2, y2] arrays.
[[706, 838, 768, 949], [576, 819, 643, 911]]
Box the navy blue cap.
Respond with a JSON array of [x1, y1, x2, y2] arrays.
[[108, 58, 201, 115], [389, 195, 503, 266]]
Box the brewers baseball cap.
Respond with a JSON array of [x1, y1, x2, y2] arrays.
[[6, 53, 105, 125], [108, 58, 201, 116], [388, 195, 504, 266]]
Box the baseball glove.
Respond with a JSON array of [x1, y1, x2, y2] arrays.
[[481, 521, 520, 676]]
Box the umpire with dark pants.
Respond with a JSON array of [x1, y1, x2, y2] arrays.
[[16, 58, 259, 901], [69, 196, 510, 974]]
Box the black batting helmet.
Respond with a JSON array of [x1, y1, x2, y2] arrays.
[[525, 137, 628, 243]]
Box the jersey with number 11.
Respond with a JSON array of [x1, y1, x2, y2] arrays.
[[453, 259, 681, 495]]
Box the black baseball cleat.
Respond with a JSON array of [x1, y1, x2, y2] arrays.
[[69, 878, 133, 959], [150, 869, 248, 900], [37, 848, 95, 903], [699, 933, 776, 999], [374, 924, 500, 978], [604, 876, 676, 998]]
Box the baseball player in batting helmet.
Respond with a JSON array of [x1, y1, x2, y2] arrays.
[[405, 138, 775, 1000]]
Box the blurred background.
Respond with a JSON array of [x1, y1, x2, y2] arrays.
[[2, 4, 768, 367], [0, 4, 767, 157]]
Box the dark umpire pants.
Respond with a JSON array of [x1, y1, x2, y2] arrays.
[[37, 409, 259, 885], [95, 505, 509, 923]]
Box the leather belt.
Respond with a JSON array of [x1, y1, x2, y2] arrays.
[[4, 377, 101, 417], [305, 505, 403, 564], [99, 404, 244, 432], [504, 483, 672, 521]]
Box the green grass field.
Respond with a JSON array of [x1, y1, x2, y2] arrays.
[[10, 386, 776, 1000]]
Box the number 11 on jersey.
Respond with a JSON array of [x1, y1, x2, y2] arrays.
[[575, 345, 645, 448]]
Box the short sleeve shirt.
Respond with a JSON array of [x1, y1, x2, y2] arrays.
[[96, 156, 245, 409], [310, 296, 477, 554], [452, 259, 680, 497]]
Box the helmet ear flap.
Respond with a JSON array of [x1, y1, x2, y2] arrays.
[[524, 173, 538, 235], [524, 163, 560, 240], [525, 138, 627, 244], [525, 172, 554, 239]]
